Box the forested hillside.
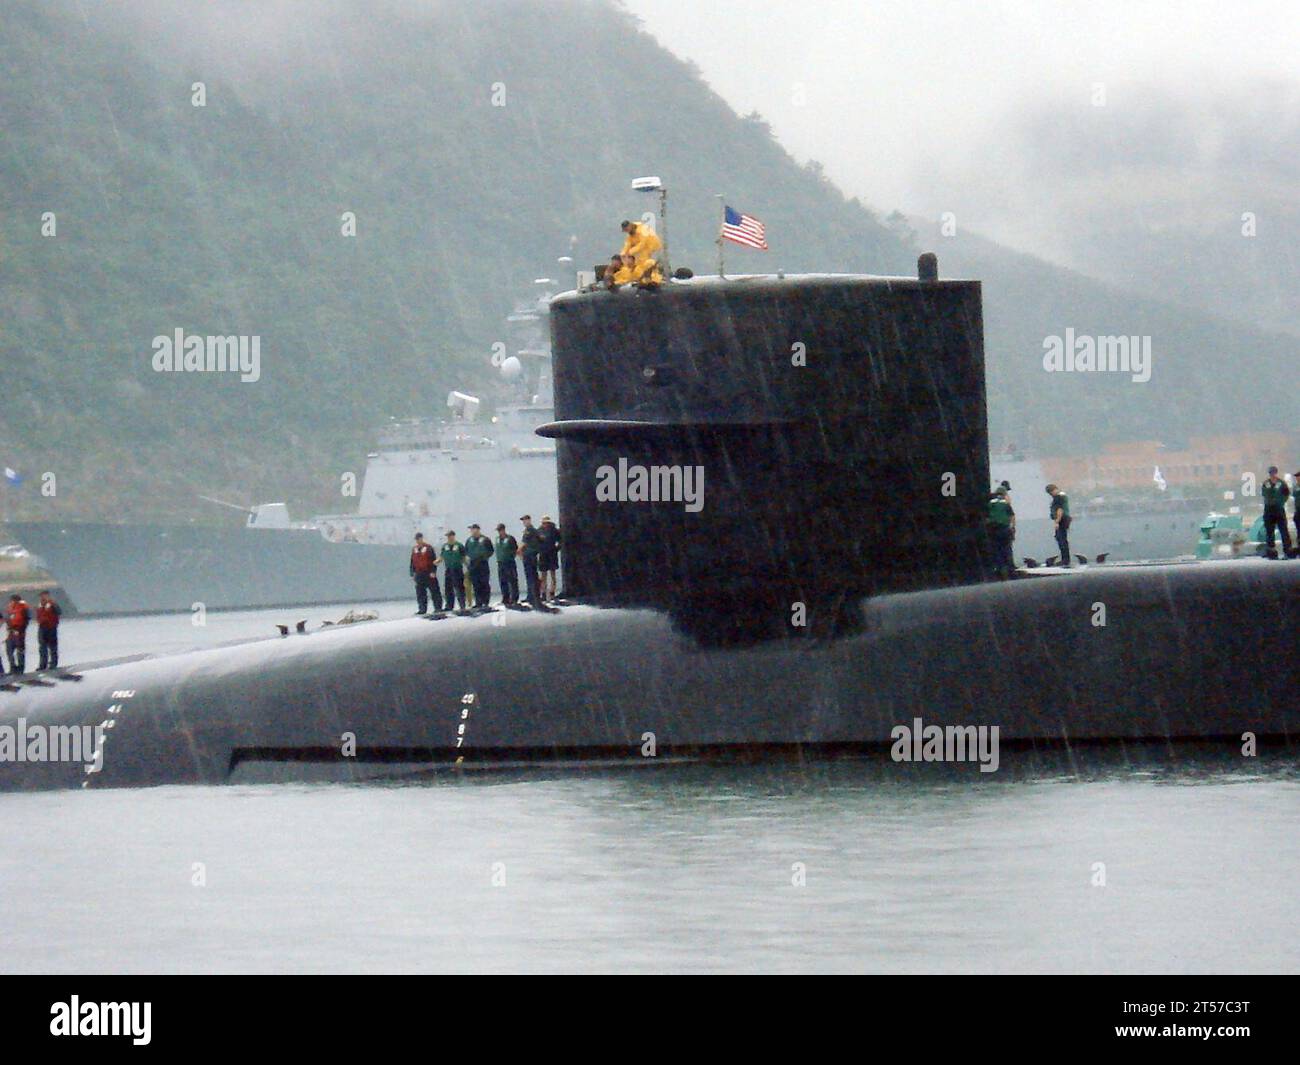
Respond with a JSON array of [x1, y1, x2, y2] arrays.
[[2, 0, 1294, 520]]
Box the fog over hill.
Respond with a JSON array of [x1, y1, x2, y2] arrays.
[[929, 83, 1300, 340], [2, 0, 1295, 520], [630, 1, 1300, 338]]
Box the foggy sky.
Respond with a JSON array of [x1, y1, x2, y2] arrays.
[[627, 0, 1300, 267]]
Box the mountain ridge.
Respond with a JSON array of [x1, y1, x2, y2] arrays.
[[2, 0, 1295, 522]]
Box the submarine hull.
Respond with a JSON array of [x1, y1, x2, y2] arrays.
[[6, 271, 1292, 792], [2, 559, 1294, 791]]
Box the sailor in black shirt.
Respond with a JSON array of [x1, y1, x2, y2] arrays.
[[519, 514, 543, 606], [536, 515, 562, 601]]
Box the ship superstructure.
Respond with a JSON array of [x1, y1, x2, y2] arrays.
[[310, 284, 558, 545], [4, 284, 561, 614]]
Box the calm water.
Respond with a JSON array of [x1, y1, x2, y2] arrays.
[[1, 605, 1297, 973]]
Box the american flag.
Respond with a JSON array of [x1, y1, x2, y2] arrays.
[[721, 205, 768, 250]]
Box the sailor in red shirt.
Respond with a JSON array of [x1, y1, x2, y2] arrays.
[[36, 590, 62, 671], [5, 593, 31, 675], [409, 532, 443, 615]]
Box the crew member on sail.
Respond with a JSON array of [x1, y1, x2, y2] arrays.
[[618, 220, 663, 286], [603, 255, 633, 289]]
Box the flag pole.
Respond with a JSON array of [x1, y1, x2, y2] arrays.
[[716, 194, 726, 278], [658, 187, 671, 278]]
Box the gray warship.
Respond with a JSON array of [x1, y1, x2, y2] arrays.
[[3, 288, 561, 616], [1, 261, 1295, 791]]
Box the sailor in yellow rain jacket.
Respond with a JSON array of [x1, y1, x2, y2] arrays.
[[619, 221, 663, 285], [613, 255, 637, 285], [619, 220, 663, 259], [620, 220, 662, 263], [628, 255, 662, 284], [604, 255, 635, 288]]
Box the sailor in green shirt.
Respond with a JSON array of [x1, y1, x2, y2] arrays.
[[494, 523, 520, 606], [986, 486, 1016, 579], [1045, 483, 1072, 567], [1261, 466, 1292, 559], [464, 523, 494, 608], [441, 531, 468, 611]]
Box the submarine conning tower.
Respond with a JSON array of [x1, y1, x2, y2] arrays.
[[538, 260, 989, 612]]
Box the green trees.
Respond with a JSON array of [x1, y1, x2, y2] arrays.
[[2, 0, 1294, 520]]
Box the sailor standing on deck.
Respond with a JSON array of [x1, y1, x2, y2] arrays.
[[36, 591, 61, 671], [1261, 466, 1292, 559], [519, 515, 543, 606], [537, 516, 562, 601], [464, 524, 494, 609], [441, 531, 468, 612], [4, 593, 31, 675], [987, 486, 1016, 579], [495, 523, 520, 605], [1046, 484, 1071, 567], [1292, 472, 1300, 557], [410, 532, 441, 614]]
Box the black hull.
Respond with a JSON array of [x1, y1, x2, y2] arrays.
[[1, 561, 1295, 791]]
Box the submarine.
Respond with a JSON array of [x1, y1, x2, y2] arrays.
[[2, 260, 1296, 790]]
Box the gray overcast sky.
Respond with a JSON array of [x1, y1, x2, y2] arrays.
[[627, 0, 1300, 257]]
